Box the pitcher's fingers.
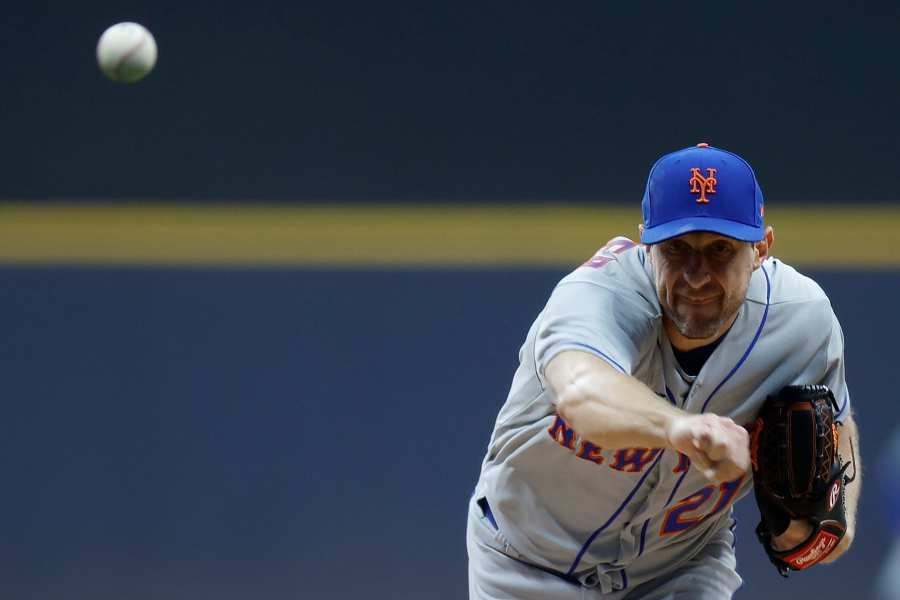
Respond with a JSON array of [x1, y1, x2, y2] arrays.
[[691, 422, 714, 452], [732, 446, 752, 472], [690, 451, 714, 473], [705, 431, 732, 462], [708, 460, 745, 483], [702, 467, 719, 481], [693, 423, 727, 459]]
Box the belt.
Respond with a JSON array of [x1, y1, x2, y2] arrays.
[[477, 497, 610, 589]]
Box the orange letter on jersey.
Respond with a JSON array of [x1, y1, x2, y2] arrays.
[[609, 448, 662, 472], [577, 441, 605, 465], [673, 452, 691, 473], [547, 415, 576, 450]]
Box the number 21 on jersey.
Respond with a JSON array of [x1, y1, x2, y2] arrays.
[[660, 475, 744, 536]]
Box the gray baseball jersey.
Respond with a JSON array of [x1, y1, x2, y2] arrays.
[[470, 237, 851, 594]]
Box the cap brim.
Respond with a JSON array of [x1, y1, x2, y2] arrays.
[[641, 216, 764, 244]]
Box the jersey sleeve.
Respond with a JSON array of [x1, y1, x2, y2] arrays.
[[823, 309, 851, 420], [533, 275, 657, 385]]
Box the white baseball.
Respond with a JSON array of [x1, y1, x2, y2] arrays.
[[96, 22, 158, 83]]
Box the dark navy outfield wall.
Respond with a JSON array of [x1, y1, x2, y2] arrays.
[[1, 268, 896, 599], [5, 1, 900, 202]]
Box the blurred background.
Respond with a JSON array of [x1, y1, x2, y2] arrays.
[[2, 1, 899, 599]]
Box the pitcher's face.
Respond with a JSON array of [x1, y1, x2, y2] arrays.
[[649, 232, 757, 342]]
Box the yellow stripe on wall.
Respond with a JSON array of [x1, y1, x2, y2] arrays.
[[0, 203, 896, 267]]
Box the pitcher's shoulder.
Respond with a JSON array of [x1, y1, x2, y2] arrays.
[[562, 237, 652, 289], [762, 257, 833, 304], [753, 258, 838, 338]]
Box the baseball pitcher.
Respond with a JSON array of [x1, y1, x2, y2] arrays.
[[467, 144, 860, 599]]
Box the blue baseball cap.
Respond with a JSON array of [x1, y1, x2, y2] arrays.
[[640, 143, 765, 244]]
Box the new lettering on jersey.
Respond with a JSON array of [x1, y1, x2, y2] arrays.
[[610, 448, 663, 472], [577, 441, 605, 465], [673, 452, 691, 473], [547, 414, 576, 450], [547, 414, 662, 473]]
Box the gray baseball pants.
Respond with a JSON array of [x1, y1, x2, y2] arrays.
[[467, 496, 742, 599]]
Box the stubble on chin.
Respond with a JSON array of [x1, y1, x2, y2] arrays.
[[673, 313, 725, 339], [667, 287, 750, 340], [663, 300, 727, 340]]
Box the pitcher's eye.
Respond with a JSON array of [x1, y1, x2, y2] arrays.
[[710, 242, 735, 259], [663, 241, 689, 256]]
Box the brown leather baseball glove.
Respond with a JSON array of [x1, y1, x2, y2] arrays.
[[749, 385, 853, 576]]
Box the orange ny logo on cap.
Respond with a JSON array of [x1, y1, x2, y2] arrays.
[[689, 168, 717, 203]]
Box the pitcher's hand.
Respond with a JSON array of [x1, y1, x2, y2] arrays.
[[666, 414, 751, 482]]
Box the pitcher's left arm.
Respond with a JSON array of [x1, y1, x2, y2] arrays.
[[821, 410, 861, 562]]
